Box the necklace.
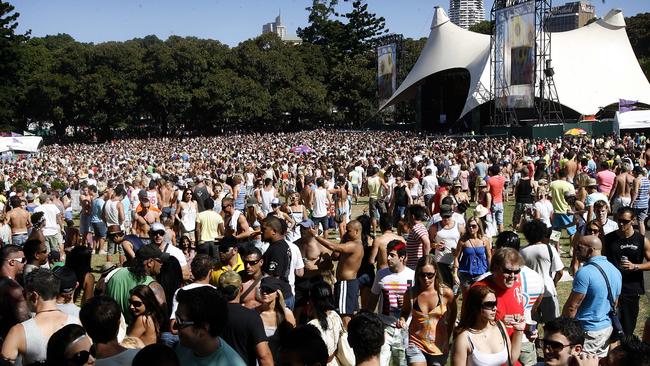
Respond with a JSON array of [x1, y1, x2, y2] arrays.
[[36, 309, 59, 315]]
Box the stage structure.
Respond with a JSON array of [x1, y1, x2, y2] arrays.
[[490, 0, 564, 126], [376, 34, 404, 120]]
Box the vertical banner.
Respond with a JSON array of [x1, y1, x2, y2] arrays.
[[377, 44, 397, 108], [495, 1, 535, 108]]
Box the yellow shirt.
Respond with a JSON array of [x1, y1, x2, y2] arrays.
[[196, 210, 223, 243], [210, 253, 244, 286]]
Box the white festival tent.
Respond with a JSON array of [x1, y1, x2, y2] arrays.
[[380, 6, 650, 120], [0, 136, 43, 153], [616, 110, 650, 130]]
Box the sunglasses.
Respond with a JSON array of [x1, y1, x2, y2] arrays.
[[67, 344, 96, 366], [481, 300, 498, 309], [538, 339, 573, 352], [420, 272, 436, 279], [173, 317, 195, 330], [129, 300, 143, 307], [501, 267, 521, 275], [108, 232, 124, 238], [441, 215, 452, 219], [617, 219, 632, 225], [469, 224, 478, 228], [223, 204, 232, 209], [152, 231, 165, 237], [244, 259, 261, 266], [586, 228, 600, 234], [6, 257, 27, 264], [260, 286, 277, 294]]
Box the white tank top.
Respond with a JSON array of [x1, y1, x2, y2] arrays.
[[434, 220, 461, 264], [103, 199, 120, 226], [467, 330, 509, 366], [313, 188, 329, 218], [261, 189, 275, 214], [22, 315, 79, 365]]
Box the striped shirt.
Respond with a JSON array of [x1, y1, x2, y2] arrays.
[[633, 176, 650, 209], [406, 223, 429, 269]]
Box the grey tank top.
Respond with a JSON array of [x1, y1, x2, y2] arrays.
[[22, 315, 78, 365]]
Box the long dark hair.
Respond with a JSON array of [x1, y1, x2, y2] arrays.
[[130, 285, 166, 338], [356, 214, 374, 245], [157, 256, 183, 324], [455, 285, 495, 337], [65, 246, 92, 302], [46, 324, 88, 366], [309, 280, 337, 331]]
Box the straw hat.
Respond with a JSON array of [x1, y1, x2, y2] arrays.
[[474, 204, 489, 218]]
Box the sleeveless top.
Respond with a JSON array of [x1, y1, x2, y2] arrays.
[[633, 177, 650, 209], [194, 185, 210, 212], [103, 199, 120, 226], [234, 186, 247, 211], [467, 326, 509, 366], [408, 290, 449, 355], [261, 189, 275, 214], [368, 176, 381, 199], [180, 204, 197, 232], [515, 179, 534, 204], [124, 235, 146, 253], [434, 220, 461, 265], [313, 188, 329, 218], [459, 239, 489, 276], [287, 206, 304, 242], [22, 315, 78, 365], [394, 185, 409, 206]]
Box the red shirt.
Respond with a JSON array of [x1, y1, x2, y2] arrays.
[[487, 175, 506, 204], [472, 275, 524, 337]]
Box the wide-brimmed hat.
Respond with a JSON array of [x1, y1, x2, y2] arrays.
[[474, 204, 489, 218]]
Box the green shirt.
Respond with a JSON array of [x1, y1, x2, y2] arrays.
[[175, 337, 246, 366], [105, 267, 154, 324]]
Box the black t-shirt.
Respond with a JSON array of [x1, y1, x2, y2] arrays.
[[603, 231, 645, 295], [394, 185, 408, 206], [221, 303, 268, 366], [262, 239, 291, 283], [193, 185, 210, 212]]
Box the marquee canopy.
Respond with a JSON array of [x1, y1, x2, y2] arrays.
[[0, 136, 43, 153], [380, 7, 650, 120]]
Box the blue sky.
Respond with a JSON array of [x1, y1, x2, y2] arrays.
[[11, 0, 648, 47]]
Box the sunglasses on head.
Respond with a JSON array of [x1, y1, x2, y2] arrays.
[[538, 339, 573, 352], [420, 272, 436, 279], [502, 267, 521, 275], [481, 300, 498, 309]]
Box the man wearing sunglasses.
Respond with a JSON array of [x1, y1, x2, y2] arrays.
[[149, 222, 189, 280], [22, 238, 48, 277], [210, 236, 244, 286], [536, 317, 598, 366], [602, 206, 650, 336], [562, 235, 621, 358], [0, 245, 30, 343]]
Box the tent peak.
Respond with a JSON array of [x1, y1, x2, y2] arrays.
[[600, 9, 626, 28], [431, 6, 450, 29]]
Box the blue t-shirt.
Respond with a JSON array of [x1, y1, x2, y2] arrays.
[[573, 256, 622, 331], [175, 337, 246, 366], [91, 198, 105, 223]]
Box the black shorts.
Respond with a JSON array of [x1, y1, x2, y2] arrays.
[[335, 279, 360, 315]]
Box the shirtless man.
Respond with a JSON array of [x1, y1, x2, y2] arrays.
[[6, 197, 30, 246], [370, 214, 405, 270], [565, 151, 578, 183], [222, 198, 255, 241], [0, 245, 30, 342], [313, 220, 364, 326], [159, 180, 177, 222], [239, 246, 264, 309], [610, 164, 634, 214], [299, 176, 314, 215], [133, 197, 160, 245], [330, 176, 350, 238], [79, 184, 94, 246]]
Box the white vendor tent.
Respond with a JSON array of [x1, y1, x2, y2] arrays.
[[381, 6, 650, 120], [616, 110, 650, 130], [0, 136, 43, 153]]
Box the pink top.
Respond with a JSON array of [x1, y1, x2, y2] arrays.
[[487, 175, 506, 204], [596, 170, 616, 195]]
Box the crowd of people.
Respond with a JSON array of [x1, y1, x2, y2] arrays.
[[0, 130, 649, 366]]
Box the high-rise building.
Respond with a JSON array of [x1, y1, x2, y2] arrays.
[[546, 1, 596, 32], [448, 0, 485, 29], [262, 13, 302, 44]]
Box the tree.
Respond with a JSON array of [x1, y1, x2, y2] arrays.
[[469, 20, 493, 35], [626, 13, 650, 80], [0, 1, 30, 128]]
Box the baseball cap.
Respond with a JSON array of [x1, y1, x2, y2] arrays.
[[150, 222, 165, 233], [298, 219, 315, 229], [440, 204, 454, 217], [53, 266, 78, 294], [246, 197, 258, 207], [271, 198, 280, 206], [260, 276, 291, 296], [136, 245, 170, 261]]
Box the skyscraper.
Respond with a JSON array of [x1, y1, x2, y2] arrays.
[[546, 1, 596, 32], [262, 12, 302, 44], [449, 0, 485, 29]]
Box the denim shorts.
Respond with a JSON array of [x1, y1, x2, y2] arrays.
[[406, 344, 447, 366], [92, 221, 107, 238], [492, 202, 504, 225]]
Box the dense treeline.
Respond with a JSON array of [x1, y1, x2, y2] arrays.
[[0, 0, 426, 139]]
